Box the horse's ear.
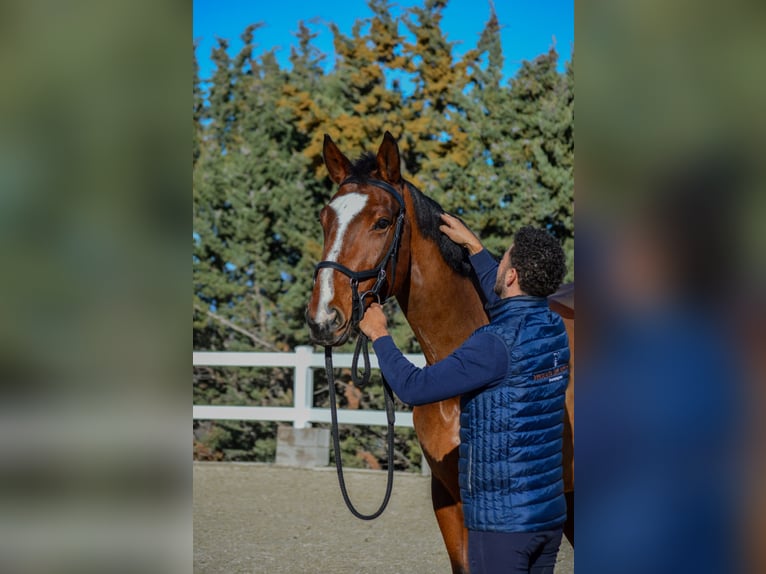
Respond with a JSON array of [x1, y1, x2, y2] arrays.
[[323, 134, 352, 185], [376, 131, 401, 183]]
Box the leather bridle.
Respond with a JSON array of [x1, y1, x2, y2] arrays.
[[313, 176, 406, 326], [313, 176, 407, 520]]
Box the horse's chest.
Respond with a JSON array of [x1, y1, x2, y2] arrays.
[[413, 400, 461, 459]]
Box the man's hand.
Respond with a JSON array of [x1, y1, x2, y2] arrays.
[[359, 303, 389, 342], [439, 213, 483, 255]]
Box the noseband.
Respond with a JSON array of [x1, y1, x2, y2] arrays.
[[313, 177, 406, 326], [313, 176, 406, 520]]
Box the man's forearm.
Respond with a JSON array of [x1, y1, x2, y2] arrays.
[[372, 333, 508, 406]]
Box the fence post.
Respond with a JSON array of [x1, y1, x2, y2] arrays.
[[293, 346, 314, 429]]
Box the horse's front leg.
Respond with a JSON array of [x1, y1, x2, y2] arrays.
[[430, 472, 470, 574]]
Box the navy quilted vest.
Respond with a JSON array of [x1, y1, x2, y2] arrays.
[[458, 295, 570, 532]]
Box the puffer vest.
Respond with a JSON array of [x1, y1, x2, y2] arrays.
[[458, 295, 570, 532]]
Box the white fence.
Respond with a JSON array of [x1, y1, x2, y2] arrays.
[[193, 346, 427, 429]]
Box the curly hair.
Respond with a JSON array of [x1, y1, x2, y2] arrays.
[[510, 226, 567, 297]]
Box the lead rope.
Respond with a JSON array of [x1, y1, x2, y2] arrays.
[[315, 179, 405, 519], [324, 336, 396, 520]]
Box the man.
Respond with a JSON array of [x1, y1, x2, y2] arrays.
[[359, 213, 570, 574]]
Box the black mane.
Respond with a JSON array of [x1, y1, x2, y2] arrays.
[[407, 184, 473, 276], [348, 153, 472, 277]]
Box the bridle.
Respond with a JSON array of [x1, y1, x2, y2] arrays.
[[313, 176, 407, 325], [313, 176, 407, 520]]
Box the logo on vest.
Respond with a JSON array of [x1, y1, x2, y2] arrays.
[[533, 365, 568, 382]]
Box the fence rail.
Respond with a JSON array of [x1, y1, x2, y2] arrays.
[[193, 346, 427, 429]]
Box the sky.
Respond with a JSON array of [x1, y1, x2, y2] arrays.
[[193, 0, 573, 84]]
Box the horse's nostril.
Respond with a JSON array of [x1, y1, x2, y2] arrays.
[[329, 307, 344, 328]]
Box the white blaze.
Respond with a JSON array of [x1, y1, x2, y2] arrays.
[[315, 193, 368, 324]]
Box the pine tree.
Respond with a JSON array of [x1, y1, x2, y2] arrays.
[[194, 24, 334, 461], [398, 0, 472, 181], [195, 24, 331, 349], [504, 48, 573, 279], [313, 0, 408, 164], [193, 43, 204, 167], [278, 20, 328, 162]]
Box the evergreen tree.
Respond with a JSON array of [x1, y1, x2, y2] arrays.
[[398, 0, 471, 180], [504, 48, 574, 280], [316, 0, 408, 162], [193, 25, 329, 461], [433, 5, 508, 250], [194, 24, 324, 351], [193, 42, 204, 167], [279, 20, 328, 161]]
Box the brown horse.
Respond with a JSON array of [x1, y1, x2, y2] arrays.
[[306, 132, 574, 573]]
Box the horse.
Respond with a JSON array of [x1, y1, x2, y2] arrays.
[[306, 132, 575, 573]]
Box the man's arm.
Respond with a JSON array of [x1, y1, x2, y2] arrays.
[[372, 333, 507, 405], [360, 304, 507, 405], [469, 249, 500, 305], [439, 213, 499, 305]]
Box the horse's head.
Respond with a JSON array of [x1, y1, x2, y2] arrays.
[[306, 132, 410, 346]]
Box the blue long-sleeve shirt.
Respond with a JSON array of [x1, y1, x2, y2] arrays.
[[470, 248, 501, 307], [372, 249, 508, 405]]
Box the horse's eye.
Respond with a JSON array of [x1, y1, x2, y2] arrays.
[[374, 218, 391, 230]]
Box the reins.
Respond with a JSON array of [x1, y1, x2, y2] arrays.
[[314, 177, 406, 520], [323, 345, 396, 520]]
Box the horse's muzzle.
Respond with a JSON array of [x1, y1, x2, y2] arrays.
[[306, 307, 351, 346]]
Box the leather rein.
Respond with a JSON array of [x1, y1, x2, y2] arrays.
[[313, 176, 406, 520]]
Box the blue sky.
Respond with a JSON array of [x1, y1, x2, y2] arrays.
[[193, 0, 573, 83]]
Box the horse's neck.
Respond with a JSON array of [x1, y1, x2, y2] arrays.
[[397, 227, 488, 365]]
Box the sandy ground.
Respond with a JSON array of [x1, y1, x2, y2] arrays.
[[194, 462, 573, 573]]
